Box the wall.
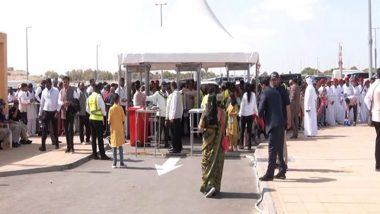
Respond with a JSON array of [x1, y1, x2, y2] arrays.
[[0, 33, 7, 102]]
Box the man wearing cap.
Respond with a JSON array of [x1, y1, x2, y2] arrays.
[[343, 77, 354, 97], [318, 79, 328, 126], [351, 78, 360, 125], [332, 79, 345, 124], [270, 72, 291, 165], [146, 82, 170, 148]]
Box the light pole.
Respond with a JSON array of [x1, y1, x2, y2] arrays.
[[96, 44, 100, 81], [156, 2, 167, 83], [368, 0, 373, 78], [26, 26, 31, 80], [155, 2, 167, 27], [373, 27, 379, 72]]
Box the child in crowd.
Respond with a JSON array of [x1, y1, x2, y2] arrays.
[[108, 94, 126, 168], [226, 94, 239, 151]]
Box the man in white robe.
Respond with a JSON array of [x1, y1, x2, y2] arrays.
[[304, 77, 318, 137], [359, 80, 370, 123], [325, 80, 336, 126], [332, 79, 345, 124], [352, 78, 360, 125]]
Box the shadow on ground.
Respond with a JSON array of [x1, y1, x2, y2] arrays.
[[279, 177, 337, 183], [288, 168, 351, 173]]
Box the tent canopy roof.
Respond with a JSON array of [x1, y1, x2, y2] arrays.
[[118, 0, 259, 71]]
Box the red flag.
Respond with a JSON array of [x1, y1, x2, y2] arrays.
[[339, 44, 343, 71]]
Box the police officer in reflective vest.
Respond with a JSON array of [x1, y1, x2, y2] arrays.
[[86, 83, 110, 160]]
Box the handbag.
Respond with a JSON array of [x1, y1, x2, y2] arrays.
[[222, 136, 230, 153], [368, 83, 380, 127]]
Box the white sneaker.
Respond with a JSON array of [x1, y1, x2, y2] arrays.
[[81, 142, 86, 145], [120, 164, 127, 168], [205, 187, 216, 198], [112, 165, 117, 169]]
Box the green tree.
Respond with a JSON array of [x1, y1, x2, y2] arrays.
[[301, 67, 321, 76], [44, 70, 59, 79]]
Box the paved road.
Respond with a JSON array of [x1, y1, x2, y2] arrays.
[[0, 155, 259, 214]]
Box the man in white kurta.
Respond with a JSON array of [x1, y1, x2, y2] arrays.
[[304, 77, 318, 137], [332, 79, 345, 124], [360, 80, 370, 123], [325, 80, 336, 126], [146, 83, 169, 147]]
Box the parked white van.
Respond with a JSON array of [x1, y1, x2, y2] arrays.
[[332, 70, 369, 80]]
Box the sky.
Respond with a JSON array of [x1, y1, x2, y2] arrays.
[[1, 0, 380, 76]]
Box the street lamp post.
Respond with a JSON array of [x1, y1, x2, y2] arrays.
[[155, 2, 167, 27], [368, 0, 373, 78], [96, 44, 100, 81], [26, 26, 31, 80], [374, 27, 379, 72], [155, 2, 167, 83]]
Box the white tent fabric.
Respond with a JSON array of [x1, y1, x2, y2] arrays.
[[118, 0, 259, 70]]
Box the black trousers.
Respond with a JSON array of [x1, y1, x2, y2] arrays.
[[159, 117, 169, 147], [20, 112, 28, 125], [291, 109, 299, 137], [170, 118, 182, 152], [374, 122, 380, 168], [349, 105, 358, 123], [41, 111, 58, 148], [90, 120, 106, 157], [240, 115, 253, 149], [266, 126, 287, 176], [181, 111, 190, 136], [64, 112, 75, 150], [79, 114, 91, 143]]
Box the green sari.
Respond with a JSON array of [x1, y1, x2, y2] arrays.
[[199, 108, 226, 194]]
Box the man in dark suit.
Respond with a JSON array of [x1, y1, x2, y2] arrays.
[[258, 76, 287, 181]]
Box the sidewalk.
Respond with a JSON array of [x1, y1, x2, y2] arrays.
[[0, 136, 93, 177], [255, 124, 380, 213]]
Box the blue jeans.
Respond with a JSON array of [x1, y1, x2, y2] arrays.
[[113, 146, 124, 166]]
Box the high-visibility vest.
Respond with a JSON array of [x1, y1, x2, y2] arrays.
[[88, 92, 103, 121]]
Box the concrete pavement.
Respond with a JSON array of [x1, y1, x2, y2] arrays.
[[0, 135, 253, 177], [255, 124, 380, 213], [0, 154, 259, 214]]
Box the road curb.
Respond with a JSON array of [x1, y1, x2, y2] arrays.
[[247, 150, 279, 214], [0, 154, 93, 177]]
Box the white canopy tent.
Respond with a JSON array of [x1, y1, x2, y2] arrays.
[[118, 0, 260, 109], [118, 0, 259, 71]]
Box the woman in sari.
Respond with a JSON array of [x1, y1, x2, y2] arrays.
[[199, 95, 226, 198]]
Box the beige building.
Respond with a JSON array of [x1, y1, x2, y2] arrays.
[[0, 32, 7, 102]]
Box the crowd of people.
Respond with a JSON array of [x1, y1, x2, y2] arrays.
[[1, 69, 380, 198]]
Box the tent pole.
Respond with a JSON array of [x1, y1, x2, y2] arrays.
[[145, 64, 150, 96], [247, 64, 251, 83], [126, 66, 132, 138], [197, 67, 201, 108], [176, 66, 180, 88], [226, 64, 230, 82]]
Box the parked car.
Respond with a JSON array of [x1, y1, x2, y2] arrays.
[[280, 74, 302, 86], [332, 69, 370, 80]]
